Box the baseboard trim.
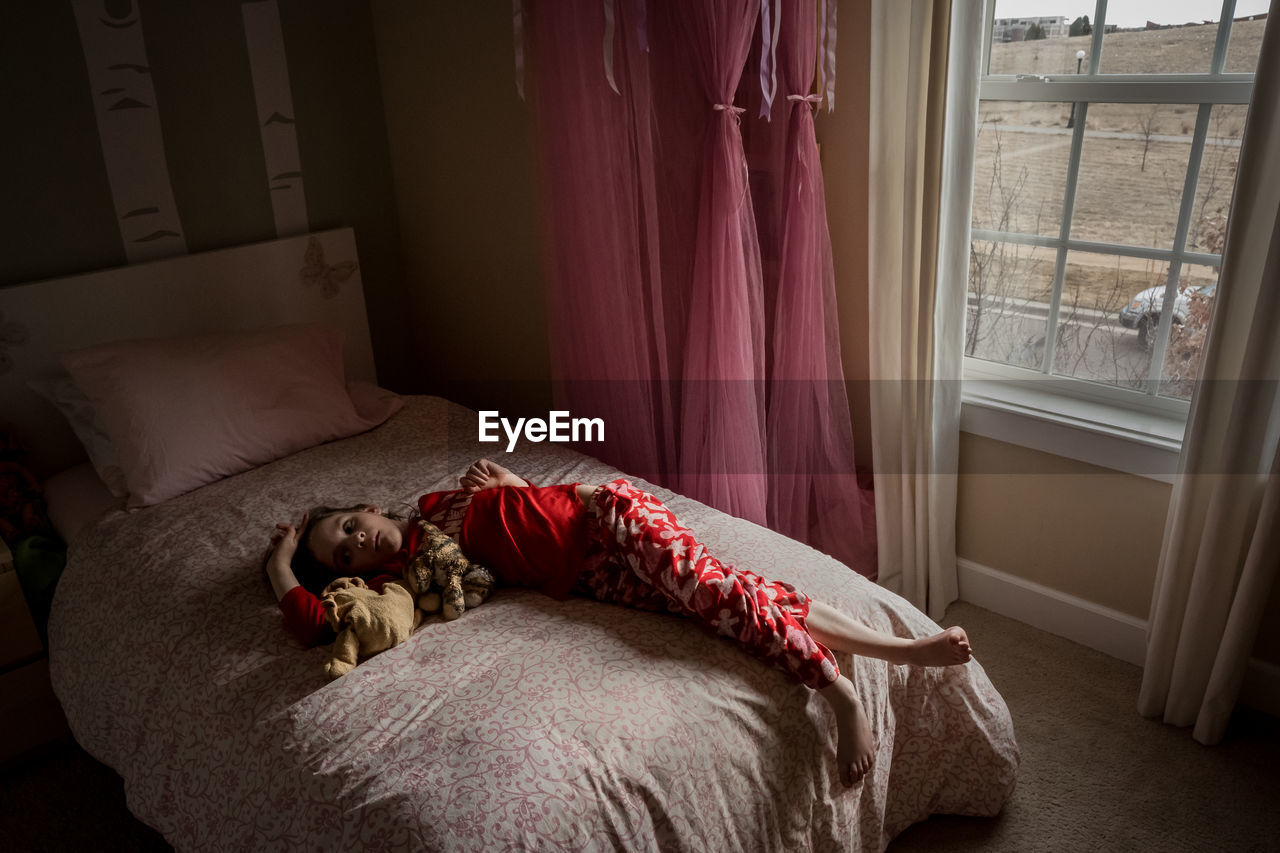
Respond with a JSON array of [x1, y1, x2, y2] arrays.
[[955, 557, 1280, 717]]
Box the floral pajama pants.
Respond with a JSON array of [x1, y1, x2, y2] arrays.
[[571, 480, 840, 690]]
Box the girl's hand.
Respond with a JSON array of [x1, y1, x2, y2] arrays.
[[269, 513, 309, 562], [460, 459, 529, 492], [265, 513, 308, 602]]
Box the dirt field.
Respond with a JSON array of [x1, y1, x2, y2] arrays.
[[971, 19, 1263, 310], [986, 18, 1265, 76]]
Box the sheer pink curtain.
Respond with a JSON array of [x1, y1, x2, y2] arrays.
[[526, 0, 675, 482], [527, 0, 875, 576], [756, 0, 875, 572], [663, 0, 769, 525]]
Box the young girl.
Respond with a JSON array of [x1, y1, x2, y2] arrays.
[[265, 459, 972, 787]]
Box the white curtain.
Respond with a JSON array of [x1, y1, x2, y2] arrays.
[[1138, 11, 1280, 746], [867, 0, 983, 619]]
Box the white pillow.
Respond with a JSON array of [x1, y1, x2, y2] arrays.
[[43, 462, 122, 544], [28, 373, 130, 497], [61, 324, 397, 508]]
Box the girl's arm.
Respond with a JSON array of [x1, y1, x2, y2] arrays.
[[278, 587, 332, 647], [266, 516, 307, 600], [459, 459, 532, 492], [266, 515, 335, 647]]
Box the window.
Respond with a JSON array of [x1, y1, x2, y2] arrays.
[[962, 0, 1266, 475]]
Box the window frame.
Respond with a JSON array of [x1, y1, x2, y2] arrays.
[[961, 0, 1257, 476]]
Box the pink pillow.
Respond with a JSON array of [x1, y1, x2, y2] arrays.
[[62, 324, 394, 508], [346, 379, 405, 424]]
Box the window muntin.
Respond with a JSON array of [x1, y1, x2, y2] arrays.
[[1097, 2, 1227, 75], [1052, 250, 1163, 387], [1224, 13, 1267, 72], [968, 0, 1259, 409], [1071, 103, 1196, 250], [972, 101, 1073, 237], [966, 239, 1058, 368], [1186, 103, 1247, 254]]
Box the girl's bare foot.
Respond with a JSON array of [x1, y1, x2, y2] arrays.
[[806, 602, 972, 668], [459, 459, 529, 492], [903, 626, 972, 667], [819, 675, 876, 787]]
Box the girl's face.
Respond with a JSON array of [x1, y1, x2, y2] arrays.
[[308, 509, 405, 574]]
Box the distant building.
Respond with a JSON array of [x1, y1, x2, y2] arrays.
[[992, 15, 1068, 41]]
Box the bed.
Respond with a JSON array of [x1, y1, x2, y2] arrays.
[[1, 231, 1018, 851]]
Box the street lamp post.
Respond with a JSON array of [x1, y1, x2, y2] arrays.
[[1066, 49, 1086, 128]]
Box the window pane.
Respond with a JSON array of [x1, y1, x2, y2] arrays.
[[973, 102, 1073, 237], [1187, 104, 1246, 255], [1071, 103, 1194, 250], [988, 3, 1090, 76], [1097, 3, 1226, 75], [1051, 251, 1166, 390], [1225, 10, 1269, 73], [966, 240, 1057, 370], [1161, 263, 1220, 400]]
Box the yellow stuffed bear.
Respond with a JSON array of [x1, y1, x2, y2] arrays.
[[320, 577, 420, 681]]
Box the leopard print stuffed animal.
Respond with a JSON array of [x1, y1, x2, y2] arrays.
[[402, 519, 496, 620]]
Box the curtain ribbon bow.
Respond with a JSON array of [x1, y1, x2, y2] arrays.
[[787, 93, 823, 110]]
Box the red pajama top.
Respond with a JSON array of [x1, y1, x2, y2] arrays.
[[278, 484, 588, 647]]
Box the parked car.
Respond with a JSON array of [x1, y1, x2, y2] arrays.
[[1119, 282, 1217, 347]]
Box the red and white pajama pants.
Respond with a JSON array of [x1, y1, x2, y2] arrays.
[[571, 480, 840, 690]]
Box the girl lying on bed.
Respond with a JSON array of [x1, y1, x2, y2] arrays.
[[264, 459, 972, 787]]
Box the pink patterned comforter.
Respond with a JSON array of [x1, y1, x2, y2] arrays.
[[49, 397, 1018, 851]]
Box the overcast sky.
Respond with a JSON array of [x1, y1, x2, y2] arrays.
[[992, 0, 1271, 29]]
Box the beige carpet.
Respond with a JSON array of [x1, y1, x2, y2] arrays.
[[891, 601, 1280, 852], [2, 601, 1277, 851]]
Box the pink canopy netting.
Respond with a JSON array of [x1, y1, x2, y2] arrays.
[[525, 0, 676, 484], [747, 0, 877, 574], [525, 0, 875, 577]]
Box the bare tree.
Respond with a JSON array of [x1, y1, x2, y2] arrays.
[[1057, 260, 1149, 389], [968, 120, 1047, 362], [1162, 287, 1214, 399], [1137, 105, 1161, 172]]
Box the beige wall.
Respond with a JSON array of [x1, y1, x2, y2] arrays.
[[818, 3, 874, 461], [956, 434, 1169, 619], [956, 436, 1280, 665], [370, 0, 552, 415]]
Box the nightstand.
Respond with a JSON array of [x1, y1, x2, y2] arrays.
[[0, 537, 70, 765]]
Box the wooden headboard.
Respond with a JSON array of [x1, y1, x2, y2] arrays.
[[0, 228, 375, 477]]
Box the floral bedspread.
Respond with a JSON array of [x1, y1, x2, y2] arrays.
[[49, 396, 1018, 851]]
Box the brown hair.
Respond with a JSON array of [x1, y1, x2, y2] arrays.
[[289, 504, 357, 595], [290, 503, 409, 594]]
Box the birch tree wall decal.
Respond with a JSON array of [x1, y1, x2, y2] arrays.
[[71, 0, 188, 263], [242, 0, 309, 237]]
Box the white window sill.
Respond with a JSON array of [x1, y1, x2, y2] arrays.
[[960, 362, 1188, 483]]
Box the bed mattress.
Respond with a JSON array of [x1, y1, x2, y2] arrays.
[[49, 396, 1018, 851]]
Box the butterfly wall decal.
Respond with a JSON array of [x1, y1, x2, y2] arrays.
[[299, 236, 358, 298]]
